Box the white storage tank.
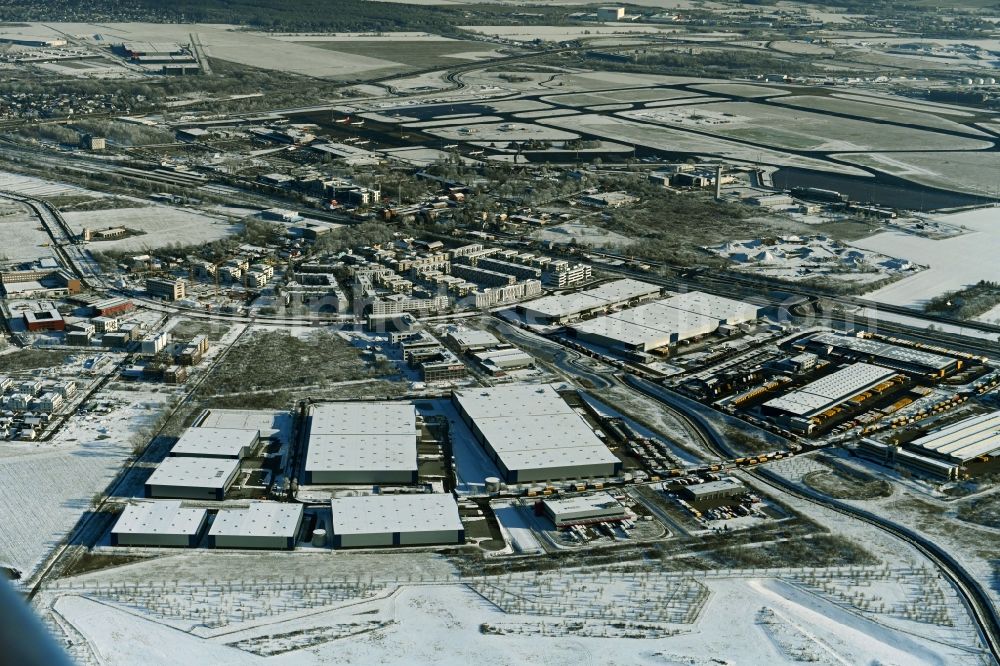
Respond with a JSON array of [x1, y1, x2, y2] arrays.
[[485, 476, 502, 493], [311, 528, 327, 547]]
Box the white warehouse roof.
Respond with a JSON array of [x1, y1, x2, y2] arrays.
[[112, 500, 207, 537], [520, 279, 660, 321], [171, 427, 258, 458], [306, 402, 418, 479], [330, 493, 463, 536], [210, 502, 303, 538], [196, 409, 290, 440], [452, 383, 620, 481], [908, 411, 1000, 463], [570, 291, 760, 351], [447, 327, 500, 349], [146, 456, 240, 491], [764, 363, 896, 418]]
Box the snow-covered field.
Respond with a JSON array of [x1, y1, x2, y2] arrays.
[[857, 206, 1000, 308], [63, 206, 241, 251], [36, 563, 982, 665], [0, 200, 55, 263], [0, 387, 170, 579], [12, 23, 402, 78], [0, 170, 106, 198]]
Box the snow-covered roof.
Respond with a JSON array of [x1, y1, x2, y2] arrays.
[[112, 500, 207, 536], [171, 427, 258, 458], [209, 501, 303, 538], [196, 409, 289, 440], [146, 456, 240, 490], [330, 494, 463, 536], [452, 384, 618, 473], [764, 363, 896, 418], [908, 411, 1000, 462], [306, 402, 418, 475]]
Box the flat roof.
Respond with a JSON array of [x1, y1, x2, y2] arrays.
[[307, 402, 417, 475], [330, 493, 463, 535], [453, 384, 619, 473], [196, 409, 289, 440], [112, 500, 207, 536], [542, 493, 624, 514], [685, 477, 746, 498], [808, 332, 955, 372], [209, 502, 303, 538], [146, 457, 240, 490], [447, 327, 500, 348], [909, 411, 1000, 462], [23, 309, 62, 322], [171, 427, 258, 458], [310, 401, 415, 436], [764, 363, 896, 418], [520, 279, 660, 319], [571, 291, 758, 349]]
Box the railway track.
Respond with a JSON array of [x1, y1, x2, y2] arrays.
[[624, 374, 1000, 663]]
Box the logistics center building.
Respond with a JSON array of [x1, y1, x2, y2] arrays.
[[305, 402, 419, 484], [516, 279, 661, 325], [169, 426, 259, 459], [798, 332, 960, 378], [111, 500, 208, 547], [763, 362, 899, 418], [452, 383, 621, 483], [569, 291, 761, 352], [144, 456, 240, 500], [209, 501, 304, 550], [329, 494, 464, 548], [906, 411, 1000, 464]]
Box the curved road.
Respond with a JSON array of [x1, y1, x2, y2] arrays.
[[624, 374, 1000, 662]]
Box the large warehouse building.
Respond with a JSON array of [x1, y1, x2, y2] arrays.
[[907, 411, 1000, 464], [516, 279, 661, 325], [111, 500, 208, 547], [144, 456, 240, 500], [452, 384, 621, 483], [305, 402, 419, 484], [209, 501, 303, 550], [569, 291, 761, 353], [798, 332, 959, 378], [169, 426, 259, 459], [762, 362, 901, 431], [329, 494, 464, 548]]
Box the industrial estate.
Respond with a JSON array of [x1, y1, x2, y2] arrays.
[[1, 0, 1000, 664]]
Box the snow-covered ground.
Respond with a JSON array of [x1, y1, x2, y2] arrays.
[[0, 387, 171, 579], [857, 206, 1000, 308], [63, 206, 241, 251], [37, 563, 982, 665]]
